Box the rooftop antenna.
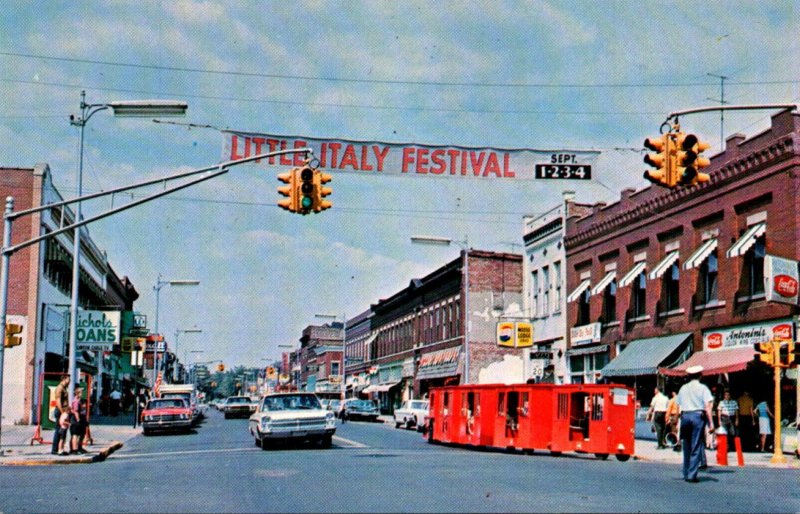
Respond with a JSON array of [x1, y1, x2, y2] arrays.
[[707, 73, 728, 151]]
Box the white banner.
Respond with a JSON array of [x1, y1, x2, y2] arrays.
[[221, 131, 600, 181]]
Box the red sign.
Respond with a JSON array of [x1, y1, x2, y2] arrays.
[[774, 275, 798, 298], [707, 333, 723, 350], [773, 323, 792, 340]]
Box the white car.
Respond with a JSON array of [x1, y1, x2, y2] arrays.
[[393, 399, 429, 431], [248, 392, 337, 449]]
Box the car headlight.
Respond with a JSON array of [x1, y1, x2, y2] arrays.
[[144, 415, 152, 421], [260, 416, 272, 431]]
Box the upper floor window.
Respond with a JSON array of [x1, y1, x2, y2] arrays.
[[700, 251, 719, 304], [745, 236, 766, 297], [663, 262, 680, 312], [531, 270, 539, 317], [553, 261, 562, 310], [632, 272, 647, 318], [542, 266, 551, 315], [602, 280, 617, 323], [578, 288, 591, 325]]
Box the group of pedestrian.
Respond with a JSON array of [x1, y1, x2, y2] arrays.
[[50, 375, 90, 456]]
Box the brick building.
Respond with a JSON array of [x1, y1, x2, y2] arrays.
[[0, 164, 139, 424], [564, 108, 800, 416], [297, 323, 344, 397]]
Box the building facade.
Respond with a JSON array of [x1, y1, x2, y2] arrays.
[[297, 323, 343, 397], [564, 109, 800, 415]]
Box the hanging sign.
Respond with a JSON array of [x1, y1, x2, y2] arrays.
[[75, 310, 121, 350], [222, 131, 600, 181], [764, 254, 799, 305]]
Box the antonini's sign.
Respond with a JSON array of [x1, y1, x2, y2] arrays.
[[75, 310, 121, 350], [221, 131, 600, 181], [703, 318, 794, 351]]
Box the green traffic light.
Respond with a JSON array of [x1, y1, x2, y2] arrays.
[[301, 196, 313, 209]]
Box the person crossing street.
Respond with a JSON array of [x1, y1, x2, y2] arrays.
[[676, 366, 714, 483]]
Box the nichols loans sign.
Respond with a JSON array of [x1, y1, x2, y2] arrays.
[[75, 310, 121, 351]]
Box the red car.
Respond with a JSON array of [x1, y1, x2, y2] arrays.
[[141, 398, 193, 435]]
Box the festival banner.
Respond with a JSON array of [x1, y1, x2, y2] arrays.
[[221, 131, 600, 181]]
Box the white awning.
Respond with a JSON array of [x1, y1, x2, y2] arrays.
[[363, 381, 401, 394], [683, 239, 718, 270], [567, 279, 592, 303], [590, 271, 616, 296], [619, 261, 647, 288], [726, 222, 766, 258], [648, 251, 680, 280]]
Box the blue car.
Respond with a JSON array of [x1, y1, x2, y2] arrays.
[[343, 399, 380, 422]]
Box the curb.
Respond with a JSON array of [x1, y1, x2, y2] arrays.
[[0, 441, 123, 466]]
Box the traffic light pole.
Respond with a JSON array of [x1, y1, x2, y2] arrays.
[[665, 103, 797, 124], [0, 148, 312, 455]]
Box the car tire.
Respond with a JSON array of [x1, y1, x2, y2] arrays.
[[321, 434, 333, 449], [260, 436, 273, 451], [406, 418, 414, 430], [255, 435, 262, 447], [224, 413, 230, 419], [142, 428, 151, 436], [395, 419, 402, 428]]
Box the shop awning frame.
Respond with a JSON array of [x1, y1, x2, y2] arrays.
[[600, 333, 692, 377], [591, 271, 616, 296], [567, 279, 591, 303], [683, 239, 718, 270], [648, 251, 680, 280], [619, 261, 647, 288], [726, 222, 766, 258], [658, 347, 756, 377]]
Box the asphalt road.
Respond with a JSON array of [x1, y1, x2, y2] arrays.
[[1, 409, 798, 513]]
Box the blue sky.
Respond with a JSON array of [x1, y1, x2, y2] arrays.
[[1, 1, 798, 367]]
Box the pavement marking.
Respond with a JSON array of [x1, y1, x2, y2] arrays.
[[109, 446, 260, 460], [333, 435, 368, 448]]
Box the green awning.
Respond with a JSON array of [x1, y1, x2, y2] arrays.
[[601, 333, 692, 377]]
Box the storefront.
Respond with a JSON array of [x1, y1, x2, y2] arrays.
[[415, 346, 461, 396]]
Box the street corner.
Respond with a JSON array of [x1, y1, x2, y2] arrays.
[[0, 441, 123, 466]]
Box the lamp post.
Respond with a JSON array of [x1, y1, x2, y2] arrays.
[[411, 235, 471, 384], [152, 274, 199, 389], [316, 313, 347, 408], [67, 91, 187, 401], [174, 328, 202, 382]]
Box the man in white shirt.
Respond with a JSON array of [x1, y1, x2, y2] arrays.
[[646, 387, 670, 449], [677, 366, 714, 483]]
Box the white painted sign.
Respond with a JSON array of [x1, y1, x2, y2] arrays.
[[75, 310, 121, 350], [703, 318, 794, 351], [570, 322, 602, 346]]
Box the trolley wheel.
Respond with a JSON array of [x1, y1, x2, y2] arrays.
[[594, 453, 609, 460], [615, 454, 631, 462]]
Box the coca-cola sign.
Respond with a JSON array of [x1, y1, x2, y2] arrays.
[[765, 255, 799, 305], [703, 319, 795, 351]]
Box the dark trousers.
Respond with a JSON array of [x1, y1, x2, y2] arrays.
[[653, 412, 667, 448], [50, 408, 62, 454], [681, 411, 706, 480], [720, 415, 736, 448]]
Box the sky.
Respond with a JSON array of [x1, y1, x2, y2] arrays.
[[1, 1, 799, 368]]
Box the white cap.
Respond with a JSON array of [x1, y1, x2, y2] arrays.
[[686, 365, 704, 375]]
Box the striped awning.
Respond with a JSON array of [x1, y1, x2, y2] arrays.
[[601, 333, 692, 377], [567, 279, 592, 303], [419, 347, 460, 368], [619, 261, 646, 288], [726, 222, 766, 258], [648, 251, 680, 280], [683, 239, 718, 270], [567, 344, 609, 357], [591, 271, 616, 296]]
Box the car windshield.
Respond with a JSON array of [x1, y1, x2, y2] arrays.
[[410, 401, 428, 410], [148, 399, 186, 409], [261, 395, 321, 411], [353, 400, 376, 409], [228, 397, 249, 404]]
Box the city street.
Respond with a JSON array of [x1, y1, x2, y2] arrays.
[[0, 409, 797, 513]]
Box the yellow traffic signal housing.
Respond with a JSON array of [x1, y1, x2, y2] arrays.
[[217, 363, 225, 372], [277, 168, 299, 213], [313, 170, 333, 213], [754, 342, 775, 365], [298, 165, 315, 215], [780, 341, 796, 367], [4, 323, 23, 348], [643, 134, 676, 187], [675, 132, 712, 186]]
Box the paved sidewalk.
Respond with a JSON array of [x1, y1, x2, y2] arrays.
[[0, 413, 141, 466]]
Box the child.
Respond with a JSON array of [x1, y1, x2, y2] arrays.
[[57, 406, 71, 456], [70, 400, 89, 454]]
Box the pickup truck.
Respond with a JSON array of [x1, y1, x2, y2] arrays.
[[248, 392, 337, 449], [393, 399, 429, 431]]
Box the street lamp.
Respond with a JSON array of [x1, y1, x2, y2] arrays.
[[316, 313, 347, 407], [411, 235, 471, 384], [174, 328, 202, 382], [152, 274, 199, 389], [67, 90, 187, 401]]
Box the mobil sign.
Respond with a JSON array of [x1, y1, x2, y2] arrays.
[[703, 319, 794, 351], [765, 254, 799, 305]]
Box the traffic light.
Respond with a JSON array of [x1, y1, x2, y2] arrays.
[[312, 170, 332, 213], [643, 134, 675, 187], [4, 323, 23, 348], [217, 363, 225, 372], [277, 168, 299, 213], [675, 132, 712, 186], [754, 342, 775, 365], [298, 165, 315, 215], [779, 341, 796, 367]]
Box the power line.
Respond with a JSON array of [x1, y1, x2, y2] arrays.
[[3, 50, 798, 89]]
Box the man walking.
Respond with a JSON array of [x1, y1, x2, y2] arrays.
[[677, 366, 714, 483], [50, 374, 70, 455], [646, 387, 669, 449], [717, 389, 739, 449]]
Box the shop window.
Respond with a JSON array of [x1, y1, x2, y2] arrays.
[[577, 288, 591, 325], [743, 236, 766, 298], [662, 262, 680, 312], [700, 251, 719, 304], [602, 280, 617, 324], [632, 271, 647, 318]]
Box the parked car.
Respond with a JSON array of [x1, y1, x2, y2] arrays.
[[223, 396, 253, 419], [780, 418, 799, 458], [248, 392, 337, 449], [342, 399, 380, 422], [141, 398, 193, 435], [216, 398, 228, 411], [393, 399, 429, 431]]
